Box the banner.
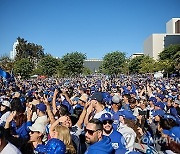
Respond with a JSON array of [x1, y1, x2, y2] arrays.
[[0, 68, 11, 79]]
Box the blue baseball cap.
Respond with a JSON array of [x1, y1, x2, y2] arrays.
[[62, 100, 72, 112], [163, 126, 180, 141], [90, 92, 103, 102], [100, 113, 112, 121], [156, 94, 165, 100], [36, 103, 47, 112], [154, 102, 165, 110], [35, 138, 66, 154], [149, 97, 157, 103], [130, 91, 136, 95], [163, 114, 177, 122], [118, 109, 136, 120], [153, 109, 165, 117]]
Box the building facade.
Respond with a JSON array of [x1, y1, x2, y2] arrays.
[[144, 18, 180, 60], [84, 59, 103, 73], [10, 40, 19, 60]]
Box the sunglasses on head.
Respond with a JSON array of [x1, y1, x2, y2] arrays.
[[84, 128, 100, 135], [102, 120, 113, 125]]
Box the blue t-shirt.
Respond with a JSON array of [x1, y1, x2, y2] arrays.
[[109, 130, 126, 151], [110, 110, 120, 131]]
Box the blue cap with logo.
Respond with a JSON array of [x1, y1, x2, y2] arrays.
[[153, 109, 165, 117], [100, 113, 112, 121], [154, 101, 165, 110], [149, 97, 157, 103], [118, 109, 136, 120]]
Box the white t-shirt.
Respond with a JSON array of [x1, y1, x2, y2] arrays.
[[93, 109, 108, 119], [34, 115, 48, 126], [1, 142, 22, 154], [117, 123, 136, 152]]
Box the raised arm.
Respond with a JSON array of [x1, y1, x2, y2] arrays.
[[43, 96, 55, 124], [52, 89, 58, 115], [76, 101, 91, 129]]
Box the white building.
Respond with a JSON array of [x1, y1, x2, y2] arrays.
[[166, 18, 180, 34], [144, 18, 180, 60], [10, 40, 19, 60]]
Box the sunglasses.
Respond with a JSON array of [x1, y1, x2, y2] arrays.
[[102, 120, 113, 125], [84, 128, 100, 135]]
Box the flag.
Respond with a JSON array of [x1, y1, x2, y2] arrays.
[[0, 68, 11, 79]]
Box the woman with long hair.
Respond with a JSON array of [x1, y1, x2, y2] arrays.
[[50, 125, 76, 154], [117, 109, 141, 151]]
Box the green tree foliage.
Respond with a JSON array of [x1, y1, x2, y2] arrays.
[[82, 67, 92, 76], [139, 56, 156, 73], [37, 55, 59, 77], [61, 52, 86, 76], [129, 55, 145, 74], [173, 51, 180, 70], [102, 51, 126, 75], [121, 59, 130, 75], [56, 59, 66, 78], [159, 44, 180, 73], [13, 58, 33, 79], [15, 37, 44, 65], [0, 55, 14, 72], [156, 60, 174, 76], [159, 44, 180, 60]]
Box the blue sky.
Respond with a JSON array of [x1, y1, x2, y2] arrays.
[[0, 0, 180, 59]]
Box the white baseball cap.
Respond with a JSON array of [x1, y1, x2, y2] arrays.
[[1, 100, 11, 108], [29, 123, 46, 134]]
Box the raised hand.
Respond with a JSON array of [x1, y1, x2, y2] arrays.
[[7, 111, 16, 122]]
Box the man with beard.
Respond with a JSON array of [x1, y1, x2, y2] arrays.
[[100, 113, 126, 152], [85, 118, 114, 154]]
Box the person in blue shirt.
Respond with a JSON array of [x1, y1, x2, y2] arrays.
[[85, 118, 114, 154], [100, 113, 126, 152], [109, 95, 122, 130]]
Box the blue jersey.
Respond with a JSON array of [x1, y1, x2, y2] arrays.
[[109, 130, 126, 151]]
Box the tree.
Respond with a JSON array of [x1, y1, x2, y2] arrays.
[[159, 44, 180, 60], [121, 59, 130, 75], [101, 51, 126, 75], [15, 37, 44, 65], [159, 44, 180, 74], [56, 59, 66, 78], [0, 55, 14, 72], [13, 58, 33, 79], [37, 54, 59, 77], [139, 56, 156, 74], [129, 55, 145, 74], [173, 51, 180, 71], [156, 60, 174, 77], [61, 52, 86, 77], [82, 67, 92, 76]]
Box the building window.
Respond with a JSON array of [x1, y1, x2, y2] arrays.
[[175, 20, 180, 33]]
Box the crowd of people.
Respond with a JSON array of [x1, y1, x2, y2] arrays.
[[0, 74, 180, 154]]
